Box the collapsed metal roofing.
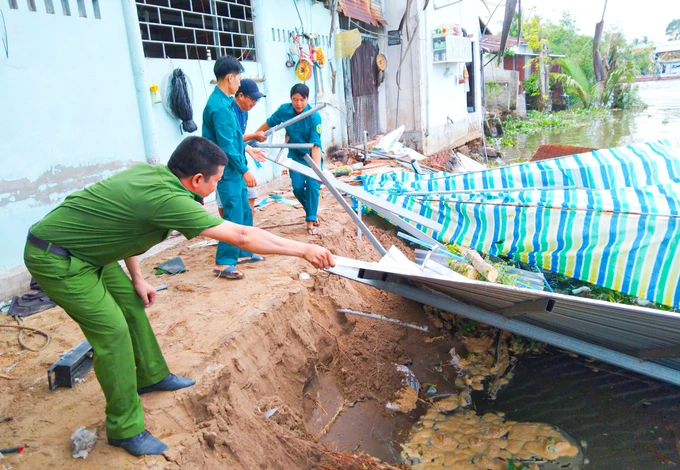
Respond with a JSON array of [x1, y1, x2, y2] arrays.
[[329, 250, 680, 386], [258, 115, 680, 387]]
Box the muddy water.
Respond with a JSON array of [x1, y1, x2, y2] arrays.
[[303, 328, 459, 464], [503, 79, 680, 162]]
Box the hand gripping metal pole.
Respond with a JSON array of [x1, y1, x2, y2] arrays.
[[251, 143, 314, 149], [302, 154, 387, 256], [247, 103, 328, 146]]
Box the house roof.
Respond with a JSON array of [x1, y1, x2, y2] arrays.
[[338, 0, 387, 27], [481, 34, 525, 53]]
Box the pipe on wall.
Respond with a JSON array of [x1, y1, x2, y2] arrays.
[[121, 0, 161, 164]]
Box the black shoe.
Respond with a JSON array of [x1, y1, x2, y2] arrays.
[[138, 373, 196, 395], [108, 430, 168, 456]]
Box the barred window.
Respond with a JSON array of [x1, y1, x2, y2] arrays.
[[136, 0, 255, 61]]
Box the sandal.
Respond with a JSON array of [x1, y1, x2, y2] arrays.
[[213, 266, 244, 279], [238, 255, 267, 264], [306, 226, 319, 235]]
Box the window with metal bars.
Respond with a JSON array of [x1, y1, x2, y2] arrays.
[[135, 0, 255, 61]]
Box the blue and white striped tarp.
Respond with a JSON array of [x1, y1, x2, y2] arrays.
[[360, 140, 680, 307]]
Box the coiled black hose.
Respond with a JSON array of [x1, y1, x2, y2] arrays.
[[169, 68, 197, 133]]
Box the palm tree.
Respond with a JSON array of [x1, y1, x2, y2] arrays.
[[551, 59, 596, 108]]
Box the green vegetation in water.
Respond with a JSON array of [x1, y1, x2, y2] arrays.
[[490, 108, 608, 149], [553, 274, 680, 313]]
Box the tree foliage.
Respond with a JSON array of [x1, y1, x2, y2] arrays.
[[667, 19, 680, 40], [516, 12, 642, 110]]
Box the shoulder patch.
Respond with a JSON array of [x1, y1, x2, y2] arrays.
[[316, 123, 322, 134]]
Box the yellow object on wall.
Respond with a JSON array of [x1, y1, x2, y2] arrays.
[[334, 29, 362, 59]]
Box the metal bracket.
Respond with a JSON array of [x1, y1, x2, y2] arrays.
[[493, 298, 555, 317]]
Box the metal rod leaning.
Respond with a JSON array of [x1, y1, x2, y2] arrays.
[[264, 155, 443, 231], [337, 309, 429, 332], [247, 103, 328, 146], [251, 143, 315, 149], [302, 154, 387, 256]]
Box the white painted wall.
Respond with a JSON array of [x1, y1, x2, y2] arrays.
[[0, 0, 347, 298], [251, 0, 347, 152], [383, 0, 482, 155], [0, 1, 145, 294], [143, 59, 275, 201]]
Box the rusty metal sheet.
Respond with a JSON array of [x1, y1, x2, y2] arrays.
[[338, 0, 387, 27]]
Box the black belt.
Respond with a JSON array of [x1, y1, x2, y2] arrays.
[[27, 232, 71, 258]]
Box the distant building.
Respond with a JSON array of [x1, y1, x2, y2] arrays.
[[655, 40, 680, 75], [481, 34, 564, 113]]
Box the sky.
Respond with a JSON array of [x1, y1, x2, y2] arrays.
[[480, 0, 680, 44]]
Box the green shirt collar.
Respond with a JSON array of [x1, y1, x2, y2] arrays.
[[162, 165, 204, 204]]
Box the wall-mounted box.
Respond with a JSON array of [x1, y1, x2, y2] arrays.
[[432, 35, 472, 64]]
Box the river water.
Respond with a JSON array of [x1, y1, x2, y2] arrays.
[[486, 79, 680, 469], [503, 79, 680, 162]]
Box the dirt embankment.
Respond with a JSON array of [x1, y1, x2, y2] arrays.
[[0, 182, 434, 470]]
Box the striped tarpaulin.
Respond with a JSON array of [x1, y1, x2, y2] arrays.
[[360, 140, 680, 307]]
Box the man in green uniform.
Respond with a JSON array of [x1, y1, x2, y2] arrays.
[[24, 136, 334, 457], [203, 56, 266, 279], [256, 84, 323, 235]]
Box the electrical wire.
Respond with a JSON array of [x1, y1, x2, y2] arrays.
[[1, 317, 51, 352], [1, 7, 8, 58], [293, 0, 304, 30], [348, 19, 391, 39]]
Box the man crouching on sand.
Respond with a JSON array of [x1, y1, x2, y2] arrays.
[[24, 136, 335, 456]]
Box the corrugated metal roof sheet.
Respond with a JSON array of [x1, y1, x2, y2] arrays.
[[481, 34, 525, 53], [329, 252, 680, 385], [338, 0, 387, 27]]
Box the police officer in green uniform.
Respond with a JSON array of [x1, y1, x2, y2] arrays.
[[23, 136, 334, 457], [257, 84, 323, 235], [203, 56, 266, 279]]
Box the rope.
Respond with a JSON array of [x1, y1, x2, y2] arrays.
[[1, 316, 51, 352]]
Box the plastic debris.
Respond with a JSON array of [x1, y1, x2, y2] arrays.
[[71, 426, 97, 459], [264, 408, 278, 419], [571, 286, 591, 295], [299, 273, 311, 281], [386, 365, 420, 413]]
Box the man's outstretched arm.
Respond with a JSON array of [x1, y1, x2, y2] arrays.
[[200, 221, 335, 269]]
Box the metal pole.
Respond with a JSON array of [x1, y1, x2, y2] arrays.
[[384, 185, 579, 197], [357, 201, 362, 240], [247, 103, 328, 145], [302, 154, 387, 256], [337, 309, 429, 332], [265, 155, 443, 231], [251, 143, 314, 149], [121, 0, 161, 164], [363, 130, 369, 165]]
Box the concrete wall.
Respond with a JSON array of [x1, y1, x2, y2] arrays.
[[0, 0, 346, 299], [483, 60, 522, 115], [383, 0, 482, 156], [0, 1, 145, 296], [143, 59, 276, 198], [251, 0, 347, 152]]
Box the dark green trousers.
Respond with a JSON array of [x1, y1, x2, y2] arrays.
[[24, 243, 170, 439]]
